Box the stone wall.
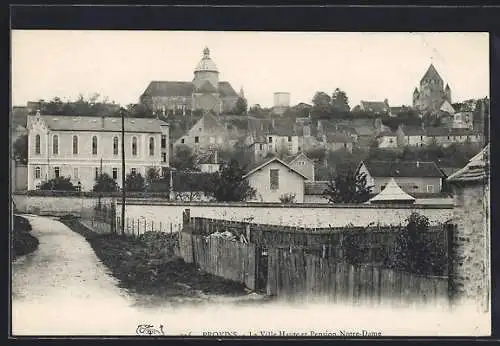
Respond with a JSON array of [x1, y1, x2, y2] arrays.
[[115, 199, 453, 229], [13, 194, 114, 216], [450, 183, 490, 311]]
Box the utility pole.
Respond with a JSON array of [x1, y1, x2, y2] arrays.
[[121, 108, 126, 236]]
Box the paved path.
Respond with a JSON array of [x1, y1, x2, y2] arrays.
[[11, 215, 142, 336]]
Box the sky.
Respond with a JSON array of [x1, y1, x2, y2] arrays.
[[11, 31, 489, 108]]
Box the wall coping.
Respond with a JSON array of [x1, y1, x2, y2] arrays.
[[117, 199, 454, 209]]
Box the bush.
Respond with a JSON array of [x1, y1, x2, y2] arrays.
[[12, 215, 38, 259], [125, 172, 145, 192], [39, 176, 78, 191], [279, 193, 296, 204], [93, 173, 119, 193]]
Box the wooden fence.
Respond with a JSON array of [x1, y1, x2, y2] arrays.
[[177, 232, 257, 290], [115, 216, 183, 236], [267, 248, 450, 306]]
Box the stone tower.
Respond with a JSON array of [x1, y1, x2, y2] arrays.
[[192, 47, 220, 90], [412, 64, 451, 113]]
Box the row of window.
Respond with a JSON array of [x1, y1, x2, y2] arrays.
[[34, 166, 144, 181], [34, 134, 167, 156]]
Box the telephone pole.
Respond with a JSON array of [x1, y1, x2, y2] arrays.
[[121, 108, 126, 236]]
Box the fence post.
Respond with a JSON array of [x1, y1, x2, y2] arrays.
[[152, 221, 154, 232], [170, 223, 173, 234], [446, 223, 457, 305], [126, 217, 129, 235], [144, 218, 147, 234], [160, 222, 162, 233]]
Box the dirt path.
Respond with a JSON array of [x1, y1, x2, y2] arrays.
[[11, 215, 141, 335]]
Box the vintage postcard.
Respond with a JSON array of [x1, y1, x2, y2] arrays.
[[10, 29, 491, 337]]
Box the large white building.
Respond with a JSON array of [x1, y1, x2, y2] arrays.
[[27, 112, 169, 191]]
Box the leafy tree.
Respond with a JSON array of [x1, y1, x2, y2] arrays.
[[233, 97, 248, 115], [311, 91, 333, 119], [206, 159, 256, 202], [323, 169, 373, 203], [145, 167, 171, 193], [125, 171, 145, 192], [279, 193, 296, 204], [381, 115, 401, 131], [13, 134, 28, 164], [170, 145, 199, 171], [39, 176, 77, 191], [331, 88, 351, 114], [93, 173, 119, 193], [127, 103, 154, 118], [395, 107, 422, 127]]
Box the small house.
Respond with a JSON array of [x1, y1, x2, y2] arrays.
[[369, 178, 416, 204]]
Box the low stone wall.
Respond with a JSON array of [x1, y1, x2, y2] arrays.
[[116, 199, 454, 229]]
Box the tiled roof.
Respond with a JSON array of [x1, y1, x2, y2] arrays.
[[304, 181, 329, 195], [447, 144, 489, 183], [361, 160, 445, 178], [370, 178, 416, 203], [196, 81, 218, 94], [420, 64, 443, 83], [243, 156, 309, 180], [326, 132, 354, 143], [439, 167, 462, 177], [218, 81, 239, 97], [142, 81, 194, 97], [31, 115, 168, 133]]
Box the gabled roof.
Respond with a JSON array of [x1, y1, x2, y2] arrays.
[[420, 64, 443, 83], [369, 178, 416, 204], [360, 101, 389, 114], [304, 181, 329, 195], [243, 156, 309, 180], [29, 115, 168, 133], [196, 81, 218, 94], [286, 152, 315, 165], [447, 144, 489, 184], [142, 81, 194, 97], [218, 81, 239, 97], [360, 160, 445, 178]]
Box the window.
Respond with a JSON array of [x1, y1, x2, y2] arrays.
[[113, 136, 119, 155], [149, 137, 155, 156], [95, 167, 100, 180], [181, 138, 185, 144], [343, 143, 347, 148], [420, 136, 423, 140], [447, 136, 450, 140], [161, 135, 166, 148], [112, 168, 118, 180], [426, 185, 435, 193], [259, 144, 263, 150], [381, 185, 386, 191], [131, 168, 137, 175], [132, 136, 137, 156], [288, 136, 292, 142], [162, 152, 167, 162], [54, 167, 60, 178], [92, 136, 98, 155], [270, 169, 279, 190], [73, 168, 79, 179], [35, 135, 41, 154], [35, 167, 41, 179], [199, 128, 202, 132], [268, 136, 273, 143], [389, 138, 393, 144], [72, 135, 78, 154], [195, 136, 199, 143], [161, 167, 168, 177], [52, 135, 59, 155]]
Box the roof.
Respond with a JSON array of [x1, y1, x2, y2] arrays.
[[142, 81, 194, 97], [403, 126, 426, 136], [196, 81, 218, 94], [361, 160, 445, 178], [369, 178, 416, 204], [243, 156, 309, 180], [31, 115, 168, 133], [377, 130, 398, 137], [218, 81, 239, 97], [199, 113, 226, 132], [439, 167, 462, 177], [447, 144, 489, 184], [425, 127, 480, 137], [326, 132, 354, 143], [173, 171, 216, 192], [390, 106, 405, 115], [360, 101, 390, 114], [420, 64, 443, 83], [304, 181, 329, 195], [194, 47, 219, 73], [286, 152, 315, 165]]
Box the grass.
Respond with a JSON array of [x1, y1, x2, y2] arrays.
[[59, 215, 248, 298], [12, 215, 39, 259]]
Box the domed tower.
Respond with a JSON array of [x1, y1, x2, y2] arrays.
[[193, 47, 220, 90], [445, 83, 452, 103]]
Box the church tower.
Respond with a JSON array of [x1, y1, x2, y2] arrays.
[[193, 47, 220, 90], [413, 63, 450, 113], [445, 83, 452, 103]]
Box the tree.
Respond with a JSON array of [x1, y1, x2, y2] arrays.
[[39, 176, 77, 191], [323, 169, 373, 203], [93, 173, 118, 193], [145, 167, 171, 193], [311, 91, 333, 119], [331, 88, 351, 115], [233, 97, 248, 115], [206, 159, 256, 202], [125, 171, 145, 192], [170, 145, 199, 171], [13, 134, 28, 164]]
